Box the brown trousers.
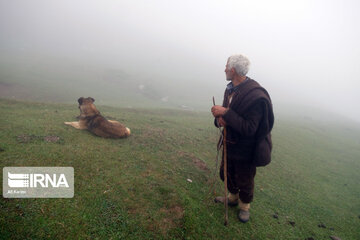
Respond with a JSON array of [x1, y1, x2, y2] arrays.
[[220, 159, 256, 203]]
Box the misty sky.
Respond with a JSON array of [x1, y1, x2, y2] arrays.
[[0, 0, 359, 121]]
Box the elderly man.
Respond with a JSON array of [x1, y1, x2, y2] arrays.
[[211, 54, 274, 223]]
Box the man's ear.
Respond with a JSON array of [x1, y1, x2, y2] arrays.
[[78, 97, 84, 105], [90, 97, 95, 103]]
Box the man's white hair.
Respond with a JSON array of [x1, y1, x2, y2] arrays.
[[228, 54, 250, 76]]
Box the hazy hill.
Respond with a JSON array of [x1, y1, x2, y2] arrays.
[[0, 53, 224, 110]]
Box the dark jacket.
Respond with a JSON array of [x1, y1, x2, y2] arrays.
[[215, 78, 274, 165]]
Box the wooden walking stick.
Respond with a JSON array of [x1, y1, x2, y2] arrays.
[[223, 126, 228, 226], [212, 96, 229, 225]]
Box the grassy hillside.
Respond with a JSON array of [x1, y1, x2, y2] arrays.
[[0, 98, 359, 239]]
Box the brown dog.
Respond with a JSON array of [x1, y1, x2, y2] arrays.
[[64, 97, 131, 138]]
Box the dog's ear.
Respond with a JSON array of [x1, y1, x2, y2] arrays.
[[90, 97, 95, 103], [78, 97, 84, 105]]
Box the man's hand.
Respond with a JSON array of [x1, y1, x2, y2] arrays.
[[218, 117, 226, 127], [211, 105, 228, 117]]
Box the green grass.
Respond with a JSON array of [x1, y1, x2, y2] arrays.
[[0, 98, 359, 239]]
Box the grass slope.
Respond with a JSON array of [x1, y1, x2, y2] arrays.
[[0, 98, 359, 239]]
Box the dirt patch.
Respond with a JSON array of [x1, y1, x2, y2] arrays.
[[43, 135, 61, 143], [125, 197, 184, 236], [17, 134, 63, 143], [177, 151, 209, 171], [192, 158, 209, 171], [142, 126, 165, 139], [135, 126, 167, 147], [17, 134, 39, 143], [157, 205, 184, 235]]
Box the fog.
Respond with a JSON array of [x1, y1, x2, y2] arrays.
[[1, 0, 359, 121]]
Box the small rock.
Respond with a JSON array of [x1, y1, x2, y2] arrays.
[[187, 179, 192, 183], [288, 221, 295, 227], [330, 236, 341, 240], [273, 214, 278, 219], [318, 223, 326, 228]]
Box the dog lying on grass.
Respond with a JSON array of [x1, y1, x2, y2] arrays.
[[64, 97, 131, 138]]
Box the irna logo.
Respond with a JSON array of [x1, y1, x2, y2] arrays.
[[8, 172, 69, 188], [3, 167, 74, 198]]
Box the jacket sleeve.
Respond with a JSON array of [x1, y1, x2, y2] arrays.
[[222, 101, 264, 137]]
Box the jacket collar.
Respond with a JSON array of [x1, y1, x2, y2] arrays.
[[226, 77, 249, 94]]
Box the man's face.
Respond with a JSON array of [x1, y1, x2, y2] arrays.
[[225, 59, 233, 81]]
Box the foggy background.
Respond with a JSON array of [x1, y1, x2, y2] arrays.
[[0, 0, 359, 122]]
